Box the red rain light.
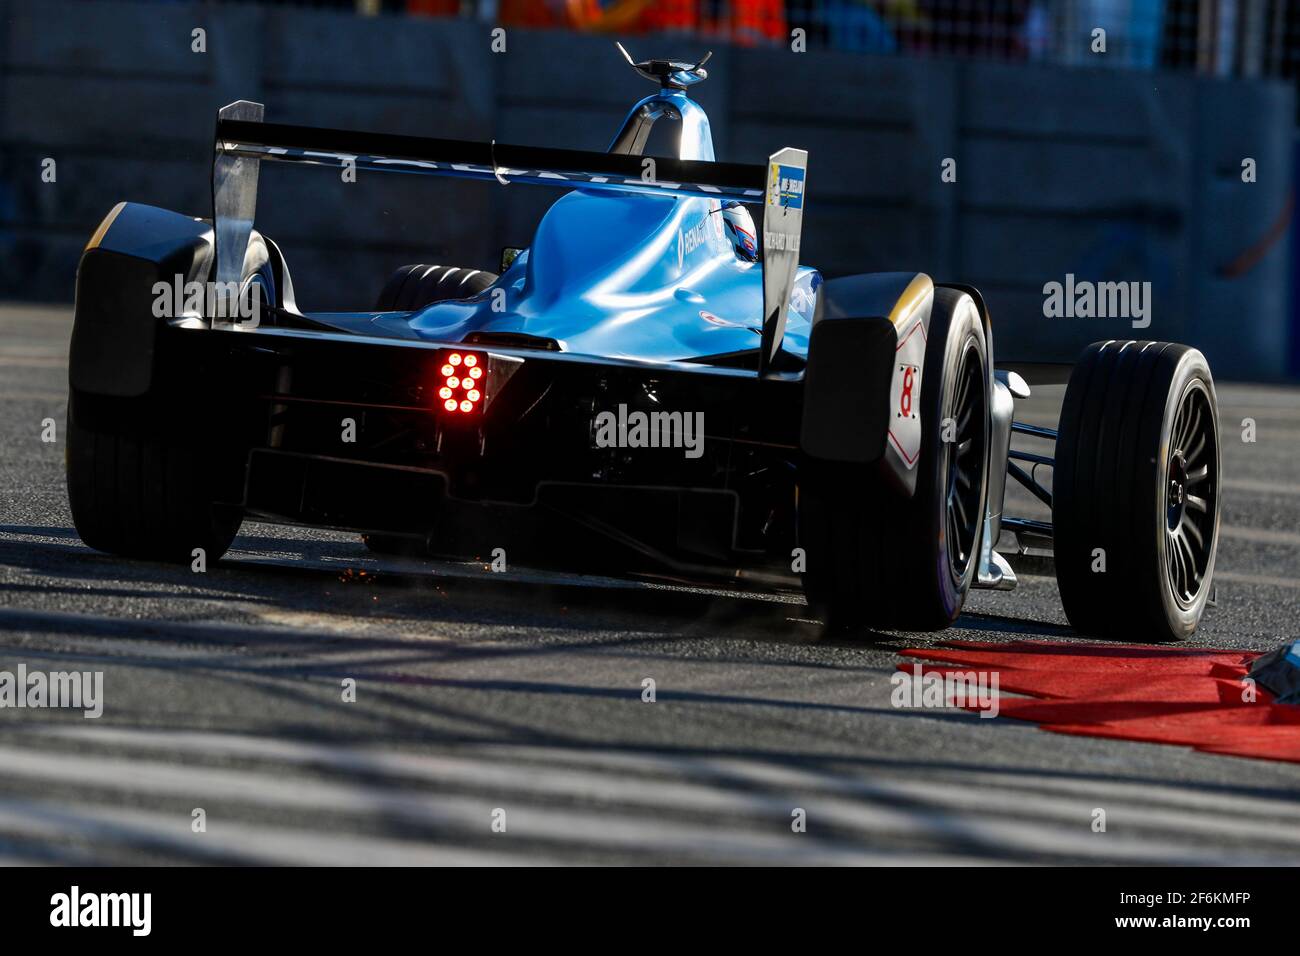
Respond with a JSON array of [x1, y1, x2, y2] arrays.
[[439, 350, 485, 415]]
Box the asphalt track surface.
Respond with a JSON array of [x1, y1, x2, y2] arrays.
[[1, 303, 1298, 865]]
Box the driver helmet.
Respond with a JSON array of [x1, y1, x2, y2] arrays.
[[720, 200, 759, 261]]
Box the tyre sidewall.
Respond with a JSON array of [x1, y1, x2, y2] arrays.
[[1151, 350, 1220, 637], [915, 291, 990, 621]]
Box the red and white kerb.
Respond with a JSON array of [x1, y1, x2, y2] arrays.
[[437, 352, 484, 413]]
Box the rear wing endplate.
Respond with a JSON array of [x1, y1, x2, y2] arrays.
[[211, 101, 804, 375]]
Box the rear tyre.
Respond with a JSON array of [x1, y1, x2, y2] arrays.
[[64, 234, 270, 563], [241, 232, 275, 310], [800, 287, 990, 631], [66, 395, 242, 563], [375, 264, 497, 311], [1053, 341, 1220, 640]]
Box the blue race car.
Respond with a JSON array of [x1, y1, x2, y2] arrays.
[[66, 46, 1222, 639]]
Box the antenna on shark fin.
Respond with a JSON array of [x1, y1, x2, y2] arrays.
[[614, 42, 711, 90]]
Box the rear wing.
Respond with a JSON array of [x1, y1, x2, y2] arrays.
[[212, 101, 805, 376]]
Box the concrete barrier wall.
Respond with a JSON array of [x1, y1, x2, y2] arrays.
[[0, 0, 1292, 379]]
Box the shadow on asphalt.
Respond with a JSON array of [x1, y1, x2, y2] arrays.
[[5, 524, 1300, 867], [0, 522, 1084, 650]]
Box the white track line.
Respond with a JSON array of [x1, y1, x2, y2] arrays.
[[0, 742, 961, 865], [0, 798, 550, 866], [10, 727, 1295, 864], [1223, 478, 1300, 498], [1219, 525, 1300, 547]]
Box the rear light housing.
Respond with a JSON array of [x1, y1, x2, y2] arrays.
[[436, 350, 488, 418], [433, 348, 523, 422]]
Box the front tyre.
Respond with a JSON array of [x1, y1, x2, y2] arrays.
[[800, 287, 990, 631], [1052, 341, 1221, 640]]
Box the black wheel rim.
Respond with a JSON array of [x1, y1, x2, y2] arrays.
[[1165, 380, 1217, 608], [945, 341, 986, 582]]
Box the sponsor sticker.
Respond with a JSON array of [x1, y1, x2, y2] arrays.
[[682, 216, 709, 257], [896, 364, 919, 420], [700, 310, 740, 327], [768, 163, 805, 210]]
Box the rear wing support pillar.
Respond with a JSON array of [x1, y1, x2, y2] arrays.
[[759, 148, 807, 378], [212, 100, 265, 319]]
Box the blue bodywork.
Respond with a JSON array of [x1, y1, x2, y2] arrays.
[[321, 89, 820, 366], [408, 194, 819, 363]]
